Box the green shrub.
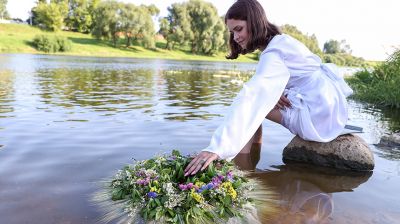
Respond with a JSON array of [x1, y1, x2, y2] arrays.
[[54, 36, 72, 52], [33, 35, 72, 53], [348, 49, 400, 108]]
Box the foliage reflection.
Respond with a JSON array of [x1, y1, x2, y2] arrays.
[[35, 67, 251, 121]]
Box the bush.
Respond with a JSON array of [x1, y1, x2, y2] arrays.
[[33, 35, 72, 53], [54, 36, 72, 52], [348, 49, 400, 108]]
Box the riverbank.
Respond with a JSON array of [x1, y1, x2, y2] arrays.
[[347, 49, 400, 109], [0, 23, 257, 63]]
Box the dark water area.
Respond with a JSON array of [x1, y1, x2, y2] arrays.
[[0, 54, 399, 224]]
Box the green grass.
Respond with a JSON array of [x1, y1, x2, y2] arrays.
[[347, 49, 400, 108], [0, 23, 257, 63]]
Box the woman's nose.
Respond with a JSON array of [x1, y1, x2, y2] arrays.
[[234, 33, 239, 42]]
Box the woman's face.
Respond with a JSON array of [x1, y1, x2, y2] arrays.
[[226, 19, 249, 49]]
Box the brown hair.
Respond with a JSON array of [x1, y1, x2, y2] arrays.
[[225, 0, 281, 59]]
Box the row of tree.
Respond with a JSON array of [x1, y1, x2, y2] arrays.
[[30, 0, 227, 54], [25, 0, 365, 64]]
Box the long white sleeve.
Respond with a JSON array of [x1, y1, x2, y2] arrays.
[[202, 50, 290, 160]]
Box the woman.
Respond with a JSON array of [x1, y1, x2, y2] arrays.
[[184, 0, 353, 176]]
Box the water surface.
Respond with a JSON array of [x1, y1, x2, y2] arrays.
[[0, 54, 399, 224]]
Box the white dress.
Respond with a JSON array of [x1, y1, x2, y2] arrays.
[[202, 34, 353, 160]]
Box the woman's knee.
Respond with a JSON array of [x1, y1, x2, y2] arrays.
[[266, 109, 282, 124]]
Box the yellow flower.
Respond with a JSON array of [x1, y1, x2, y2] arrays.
[[221, 182, 237, 199], [190, 190, 204, 203], [229, 189, 237, 199], [194, 181, 205, 188], [221, 181, 232, 190], [150, 186, 160, 193]]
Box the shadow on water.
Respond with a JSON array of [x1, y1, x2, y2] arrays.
[[234, 143, 372, 224], [380, 107, 400, 133], [354, 101, 400, 133]]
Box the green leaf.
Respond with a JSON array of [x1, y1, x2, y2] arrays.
[[172, 150, 181, 157], [185, 211, 190, 224], [155, 209, 163, 220], [155, 198, 161, 207], [193, 206, 202, 215], [225, 207, 234, 216], [167, 208, 175, 217], [178, 167, 184, 178], [149, 209, 157, 219], [223, 196, 232, 205]]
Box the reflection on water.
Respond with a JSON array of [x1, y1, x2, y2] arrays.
[[0, 70, 14, 118], [348, 100, 400, 137], [0, 54, 399, 224], [37, 68, 155, 112], [34, 67, 248, 121], [234, 144, 373, 224]]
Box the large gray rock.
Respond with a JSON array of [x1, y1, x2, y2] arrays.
[[283, 134, 374, 171]]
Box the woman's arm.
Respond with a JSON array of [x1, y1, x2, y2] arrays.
[[185, 50, 290, 175]]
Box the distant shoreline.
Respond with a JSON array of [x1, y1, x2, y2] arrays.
[[0, 23, 257, 63]]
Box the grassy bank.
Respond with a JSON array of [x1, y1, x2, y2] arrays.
[[347, 49, 400, 108], [0, 23, 257, 63]]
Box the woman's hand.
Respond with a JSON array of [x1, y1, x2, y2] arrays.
[[274, 94, 291, 110], [184, 151, 219, 176]]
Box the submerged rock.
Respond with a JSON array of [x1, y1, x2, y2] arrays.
[[376, 133, 400, 148], [283, 134, 374, 171]]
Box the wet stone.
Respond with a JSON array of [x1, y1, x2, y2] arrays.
[[376, 133, 400, 148], [283, 134, 375, 171]]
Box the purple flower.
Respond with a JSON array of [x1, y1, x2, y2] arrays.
[[136, 178, 149, 185], [147, 191, 158, 198], [179, 184, 187, 190], [227, 171, 234, 182], [211, 176, 222, 188], [179, 183, 196, 191]]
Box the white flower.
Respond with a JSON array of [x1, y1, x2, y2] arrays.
[[115, 170, 123, 179], [125, 170, 132, 179], [145, 169, 157, 178], [112, 180, 121, 187]]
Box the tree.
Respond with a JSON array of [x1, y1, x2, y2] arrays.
[[0, 0, 8, 19], [120, 4, 156, 48], [323, 39, 352, 54], [32, 0, 69, 31], [144, 4, 159, 16], [323, 39, 341, 54], [186, 0, 221, 54], [91, 0, 122, 47], [91, 1, 156, 49], [161, 0, 226, 55], [65, 0, 100, 33], [136, 5, 157, 49], [162, 2, 192, 50], [281, 24, 322, 56]]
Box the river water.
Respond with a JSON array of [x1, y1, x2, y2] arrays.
[[0, 54, 399, 224]]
